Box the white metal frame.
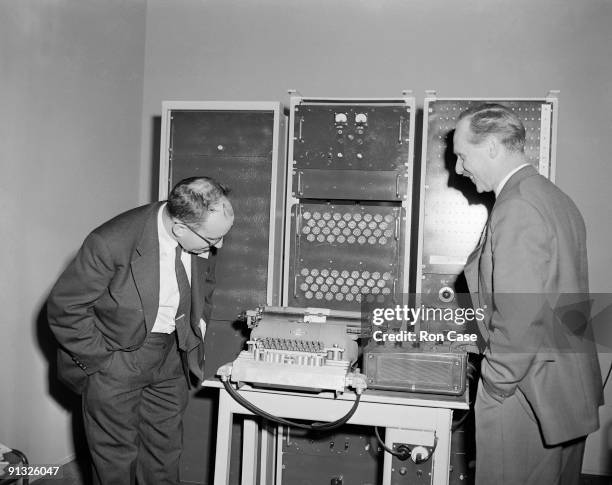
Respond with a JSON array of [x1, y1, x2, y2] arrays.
[[204, 379, 468, 485], [414, 91, 560, 298], [281, 95, 417, 306]]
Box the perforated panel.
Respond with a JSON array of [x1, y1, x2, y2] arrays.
[[288, 203, 403, 310], [418, 98, 557, 326], [422, 99, 554, 275], [284, 97, 414, 310]]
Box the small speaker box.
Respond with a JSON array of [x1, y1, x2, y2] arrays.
[[364, 345, 467, 395]]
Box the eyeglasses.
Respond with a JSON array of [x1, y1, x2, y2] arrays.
[[177, 221, 223, 247]]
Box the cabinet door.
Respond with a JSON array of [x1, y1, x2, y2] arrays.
[[163, 106, 284, 321]]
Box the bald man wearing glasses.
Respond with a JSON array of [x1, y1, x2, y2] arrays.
[[48, 176, 234, 485]]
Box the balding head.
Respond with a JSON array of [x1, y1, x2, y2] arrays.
[[457, 103, 526, 154], [166, 176, 234, 254], [167, 176, 234, 229]]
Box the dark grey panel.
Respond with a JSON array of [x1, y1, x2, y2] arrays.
[[281, 425, 382, 485], [168, 108, 279, 484], [169, 106, 277, 320], [171, 110, 274, 157], [293, 104, 411, 171], [294, 169, 407, 201], [181, 318, 248, 484], [171, 155, 273, 320], [288, 203, 404, 311]]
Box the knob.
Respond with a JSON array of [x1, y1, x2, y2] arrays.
[[411, 445, 430, 464], [439, 286, 455, 303]]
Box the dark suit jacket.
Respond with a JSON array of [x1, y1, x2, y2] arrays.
[[464, 165, 602, 445], [47, 202, 217, 394]]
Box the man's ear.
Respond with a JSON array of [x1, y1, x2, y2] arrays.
[[487, 136, 500, 160], [172, 222, 185, 237]]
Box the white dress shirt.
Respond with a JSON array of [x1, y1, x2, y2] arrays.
[[151, 203, 192, 333], [495, 163, 531, 197]]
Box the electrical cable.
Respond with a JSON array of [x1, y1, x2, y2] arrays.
[[373, 426, 439, 463], [373, 426, 410, 459], [221, 378, 361, 431]]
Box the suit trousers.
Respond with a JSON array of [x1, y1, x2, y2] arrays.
[[82, 332, 189, 485], [475, 379, 585, 485]]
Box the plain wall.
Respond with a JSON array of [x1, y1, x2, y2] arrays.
[[140, 0, 612, 290], [2, 0, 611, 475], [139, 0, 612, 475], [0, 0, 146, 465]]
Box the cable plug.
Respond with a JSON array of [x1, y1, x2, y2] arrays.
[[395, 444, 412, 461], [217, 363, 233, 381]]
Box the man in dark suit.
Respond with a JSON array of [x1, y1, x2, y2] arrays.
[[454, 104, 602, 484], [48, 176, 234, 485]]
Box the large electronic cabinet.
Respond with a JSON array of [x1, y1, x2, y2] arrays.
[[415, 93, 559, 336], [274, 93, 560, 485], [278, 95, 416, 485], [159, 101, 286, 320], [283, 96, 416, 311], [159, 93, 560, 485], [158, 101, 286, 483]]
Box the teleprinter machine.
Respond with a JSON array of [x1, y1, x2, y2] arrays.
[[218, 306, 367, 394]]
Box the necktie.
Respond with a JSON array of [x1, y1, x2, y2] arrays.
[[174, 245, 191, 351]]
